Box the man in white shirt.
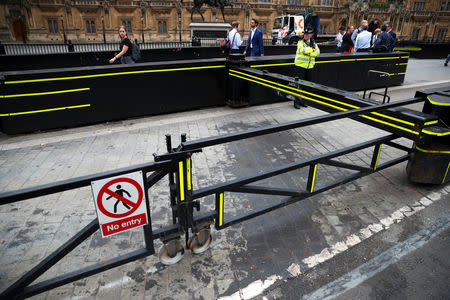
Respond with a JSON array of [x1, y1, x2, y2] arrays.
[[354, 25, 372, 52], [335, 26, 345, 52], [228, 21, 242, 53]]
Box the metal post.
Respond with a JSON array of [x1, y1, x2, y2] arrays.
[[61, 16, 67, 44], [102, 16, 106, 44], [166, 134, 177, 224], [141, 16, 145, 43]]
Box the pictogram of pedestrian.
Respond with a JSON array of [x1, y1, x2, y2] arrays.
[[106, 185, 131, 213]]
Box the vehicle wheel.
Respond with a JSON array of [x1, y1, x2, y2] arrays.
[[159, 239, 185, 265], [188, 228, 212, 254]]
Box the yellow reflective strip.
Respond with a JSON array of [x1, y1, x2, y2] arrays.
[[186, 157, 191, 191], [229, 69, 359, 109], [178, 161, 185, 201], [219, 193, 224, 226], [355, 57, 401, 61], [401, 56, 410, 58], [1, 88, 90, 98], [443, 163, 450, 184], [0, 104, 90, 117], [394, 47, 421, 51], [422, 130, 450, 136], [395, 63, 408, 65], [251, 63, 295, 67], [424, 120, 438, 126], [229, 73, 348, 111], [315, 60, 341, 63], [5, 65, 225, 84], [230, 70, 419, 134], [361, 115, 419, 135], [370, 112, 415, 126], [310, 164, 317, 193], [427, 96, 450, 106], [374, 145, 382, 171], [415, 146, 450, 154]]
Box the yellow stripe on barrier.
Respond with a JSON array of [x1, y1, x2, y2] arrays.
[[4, 65, 225, 84], [422, 130, 450, 137], [219, 193, 224, 227], [443, 163, 450, 184], [427, 96, 450, 107], [374, 145, 382, 171], [1, 88, 90, 99], [395, 63, 409, 66], [229, 70, 420, 136], [371, 112, 415, 126], [178, 161, 185, 201], [310, 164, 317, 193], [424, 120, 439, 126], [0, 104, 91, 117], [415, 146, 450, 154], [229, 73, 348, 111], [186, 157, 191, 191], [360, 115, 419, 135], [250, 57, 403, 68], [251, 63, 295, 68]]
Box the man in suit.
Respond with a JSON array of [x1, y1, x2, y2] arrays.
[[243, 18, 264, 57], [386, 22, 397, 49]]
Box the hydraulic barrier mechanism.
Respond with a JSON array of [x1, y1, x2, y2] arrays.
[[1, 71, 449, 299]]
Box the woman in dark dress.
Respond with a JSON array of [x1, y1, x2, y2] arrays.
[[109, 26, 135, 64], [341, 26, 354, 53]]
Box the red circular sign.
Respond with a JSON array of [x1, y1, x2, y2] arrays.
[[97, 177, 143, 218]]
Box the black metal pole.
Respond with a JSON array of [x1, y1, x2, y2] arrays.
[[102, 16, 106, 44], [61, 16, 67, 44], [141, 17, 145, 43]]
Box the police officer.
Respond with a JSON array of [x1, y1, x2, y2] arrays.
[[293, 27, 320, 109]]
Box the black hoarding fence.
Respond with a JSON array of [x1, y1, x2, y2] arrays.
[[0, 95, 431, 299]]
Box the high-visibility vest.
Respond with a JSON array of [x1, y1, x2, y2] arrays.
[[295, 39, 320, 69]]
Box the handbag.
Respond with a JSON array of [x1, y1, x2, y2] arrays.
[[220, 31, 237, 55]]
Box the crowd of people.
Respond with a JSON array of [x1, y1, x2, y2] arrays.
[[335, 20, 397, 53]]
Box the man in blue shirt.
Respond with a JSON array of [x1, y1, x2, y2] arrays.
[[243, 19, 264, 57]]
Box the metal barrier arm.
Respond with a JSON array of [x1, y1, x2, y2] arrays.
[[181, 98, 423, 152], [191, 134, 399, 200], [0, 160, 172, 206], [212, 134, 409, 230]]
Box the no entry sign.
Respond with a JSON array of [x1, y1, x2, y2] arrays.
[[91, 171, 148, 237]]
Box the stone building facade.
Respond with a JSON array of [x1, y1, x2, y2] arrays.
[[0, 0, 448, 43]]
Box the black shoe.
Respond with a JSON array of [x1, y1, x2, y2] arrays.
[[445, 63, 448, 67], [294, 100, 301, 109]]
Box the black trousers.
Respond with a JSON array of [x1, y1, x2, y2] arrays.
[[293, 66, 313, 81]]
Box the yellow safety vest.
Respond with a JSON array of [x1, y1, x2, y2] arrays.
[[295, 39, 320, 69]]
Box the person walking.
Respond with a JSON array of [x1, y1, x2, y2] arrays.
[[354, 25, 372, 52], [109, 26, 135, 64], [444, 54, 450, 66], [335, 26, 346, 52], [243, 19, 264, 57], [228, 21, 242, 54], [341, 26, 354, 53], [293, 27, 320, 109]]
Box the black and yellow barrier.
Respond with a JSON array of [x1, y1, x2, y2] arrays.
[[0, 52, 408, 134]]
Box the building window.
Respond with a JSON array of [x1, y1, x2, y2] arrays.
[[318, 0, 333, 5], [48, 20, 58, 34], [436, 28, 447, 41], [412, 1, 425, 10], [319, 24, 327, 35], [158, 21, 167, 34], [122, 21, 132, 33], [287, 0, 301, 4], [86, 20, 96, 34], [411, 28, 420, 40], [259, 0, 271, 2]]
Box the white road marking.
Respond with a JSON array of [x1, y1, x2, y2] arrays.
[[302, 212, 450, 300]]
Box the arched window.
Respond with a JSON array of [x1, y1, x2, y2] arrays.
[[86, 20, 91, 33], [158, 21, 162, 34], [163, 21, 167, 34], [91, 21, 96, 33]]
